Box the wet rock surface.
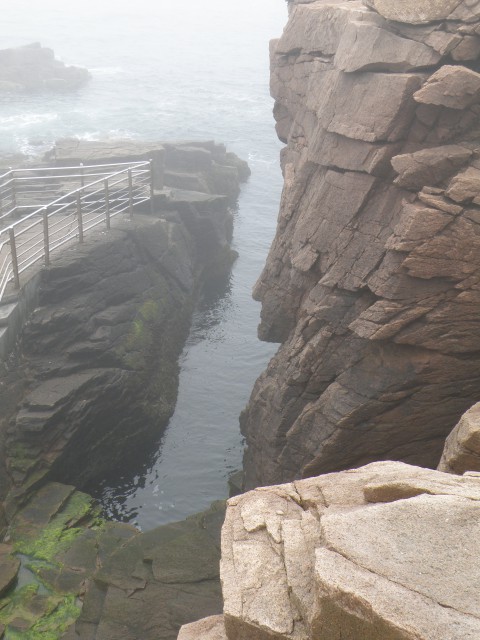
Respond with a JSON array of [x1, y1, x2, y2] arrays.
[[241, 0, 480, 488], [182, 462, 480, 640], [0, 43, 89, 92], [0, 482, 224, 640], [72, 502, 224, 640], [0, 544, 20, 598], [2, 216, 196, 513]]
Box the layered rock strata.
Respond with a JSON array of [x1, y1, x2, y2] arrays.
[[0, 43, 89, 92], [242, 0, 480, 488], [179, 461, 480, 640], [0, 142, 248, 513], [45, 138, 250, 202]]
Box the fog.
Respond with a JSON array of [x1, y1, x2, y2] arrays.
[[1, 0, 287, 152]]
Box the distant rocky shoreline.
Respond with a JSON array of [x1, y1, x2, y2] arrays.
[[0, 43, 89, 93]]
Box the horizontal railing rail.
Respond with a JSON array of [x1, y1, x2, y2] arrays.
[[0, 160, 153, 302]]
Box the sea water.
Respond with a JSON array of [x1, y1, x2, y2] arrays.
[[1, 0, 286, 528]]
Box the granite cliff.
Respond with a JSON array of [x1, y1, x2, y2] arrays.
[[180, 461, 480, 640], [241, 0, 480, 488]]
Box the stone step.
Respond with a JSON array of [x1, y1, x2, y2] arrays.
[[15, 409, 56, 433]]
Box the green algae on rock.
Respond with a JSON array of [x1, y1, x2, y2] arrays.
[[0, 484, 99, 639], [0, 483, 226, 640]]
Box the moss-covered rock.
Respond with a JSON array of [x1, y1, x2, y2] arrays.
[[1, 484, 226, 640], [0, 483, 100, 639]]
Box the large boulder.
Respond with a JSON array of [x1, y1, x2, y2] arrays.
[[438, 403, 480, 474], [182, 462, 480, 640]]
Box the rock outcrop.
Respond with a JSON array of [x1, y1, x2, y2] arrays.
[[180, 461, 480, 640], [0, 141, 248, 513], [241, 0, 480, 488], [44, 138, 250, 202], [0, 43, 89, 92], [2, 216, 197, 512]]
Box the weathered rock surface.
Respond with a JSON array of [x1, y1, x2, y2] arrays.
[[182, 462, 480, 640], [178, 615, 227, 640], [45, 138, 250, 200], [1, 216, 195, 512], [364, 0, 480, 24], [438, 402, 480, 473], [0, 43, 89, 92], [241, 0, 480, 488]]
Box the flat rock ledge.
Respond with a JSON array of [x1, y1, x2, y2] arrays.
[[180, 461, 480, 640], [0, 43, 89, 92]]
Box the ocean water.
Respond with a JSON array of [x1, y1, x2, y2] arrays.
[[1, 0, 286, 528]]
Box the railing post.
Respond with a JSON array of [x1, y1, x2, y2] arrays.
[[9, 168, 17, 218], [149, 159, 154, 215], [43, 207, 50, 266], [128, 168, 134, 219], [104, 179, 110, 230], [76, 192, 84, 243], [80, 163, 85, 188], [8, 228, 20, 289]]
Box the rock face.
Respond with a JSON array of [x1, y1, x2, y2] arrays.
[[178, 616, 227, 640], [364, 0, 480, 24], [241, 0, 480, 488], [68, 500, 225, 640], [0, 141, 248, 512], [180, 462, 480, 640], [0, 43, 89, 92], [438, 402, 480, 473], [2, 217, 196, 512]]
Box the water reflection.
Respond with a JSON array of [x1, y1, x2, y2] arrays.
[[87, 262, 236, 525]]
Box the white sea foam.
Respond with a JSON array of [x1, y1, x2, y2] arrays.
[[74, 129, 137, 141], [89, 66, 125, 77], [0, 112, 58, 129]]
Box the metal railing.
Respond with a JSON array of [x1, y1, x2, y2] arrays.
[[0, 160, 153, 302]]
